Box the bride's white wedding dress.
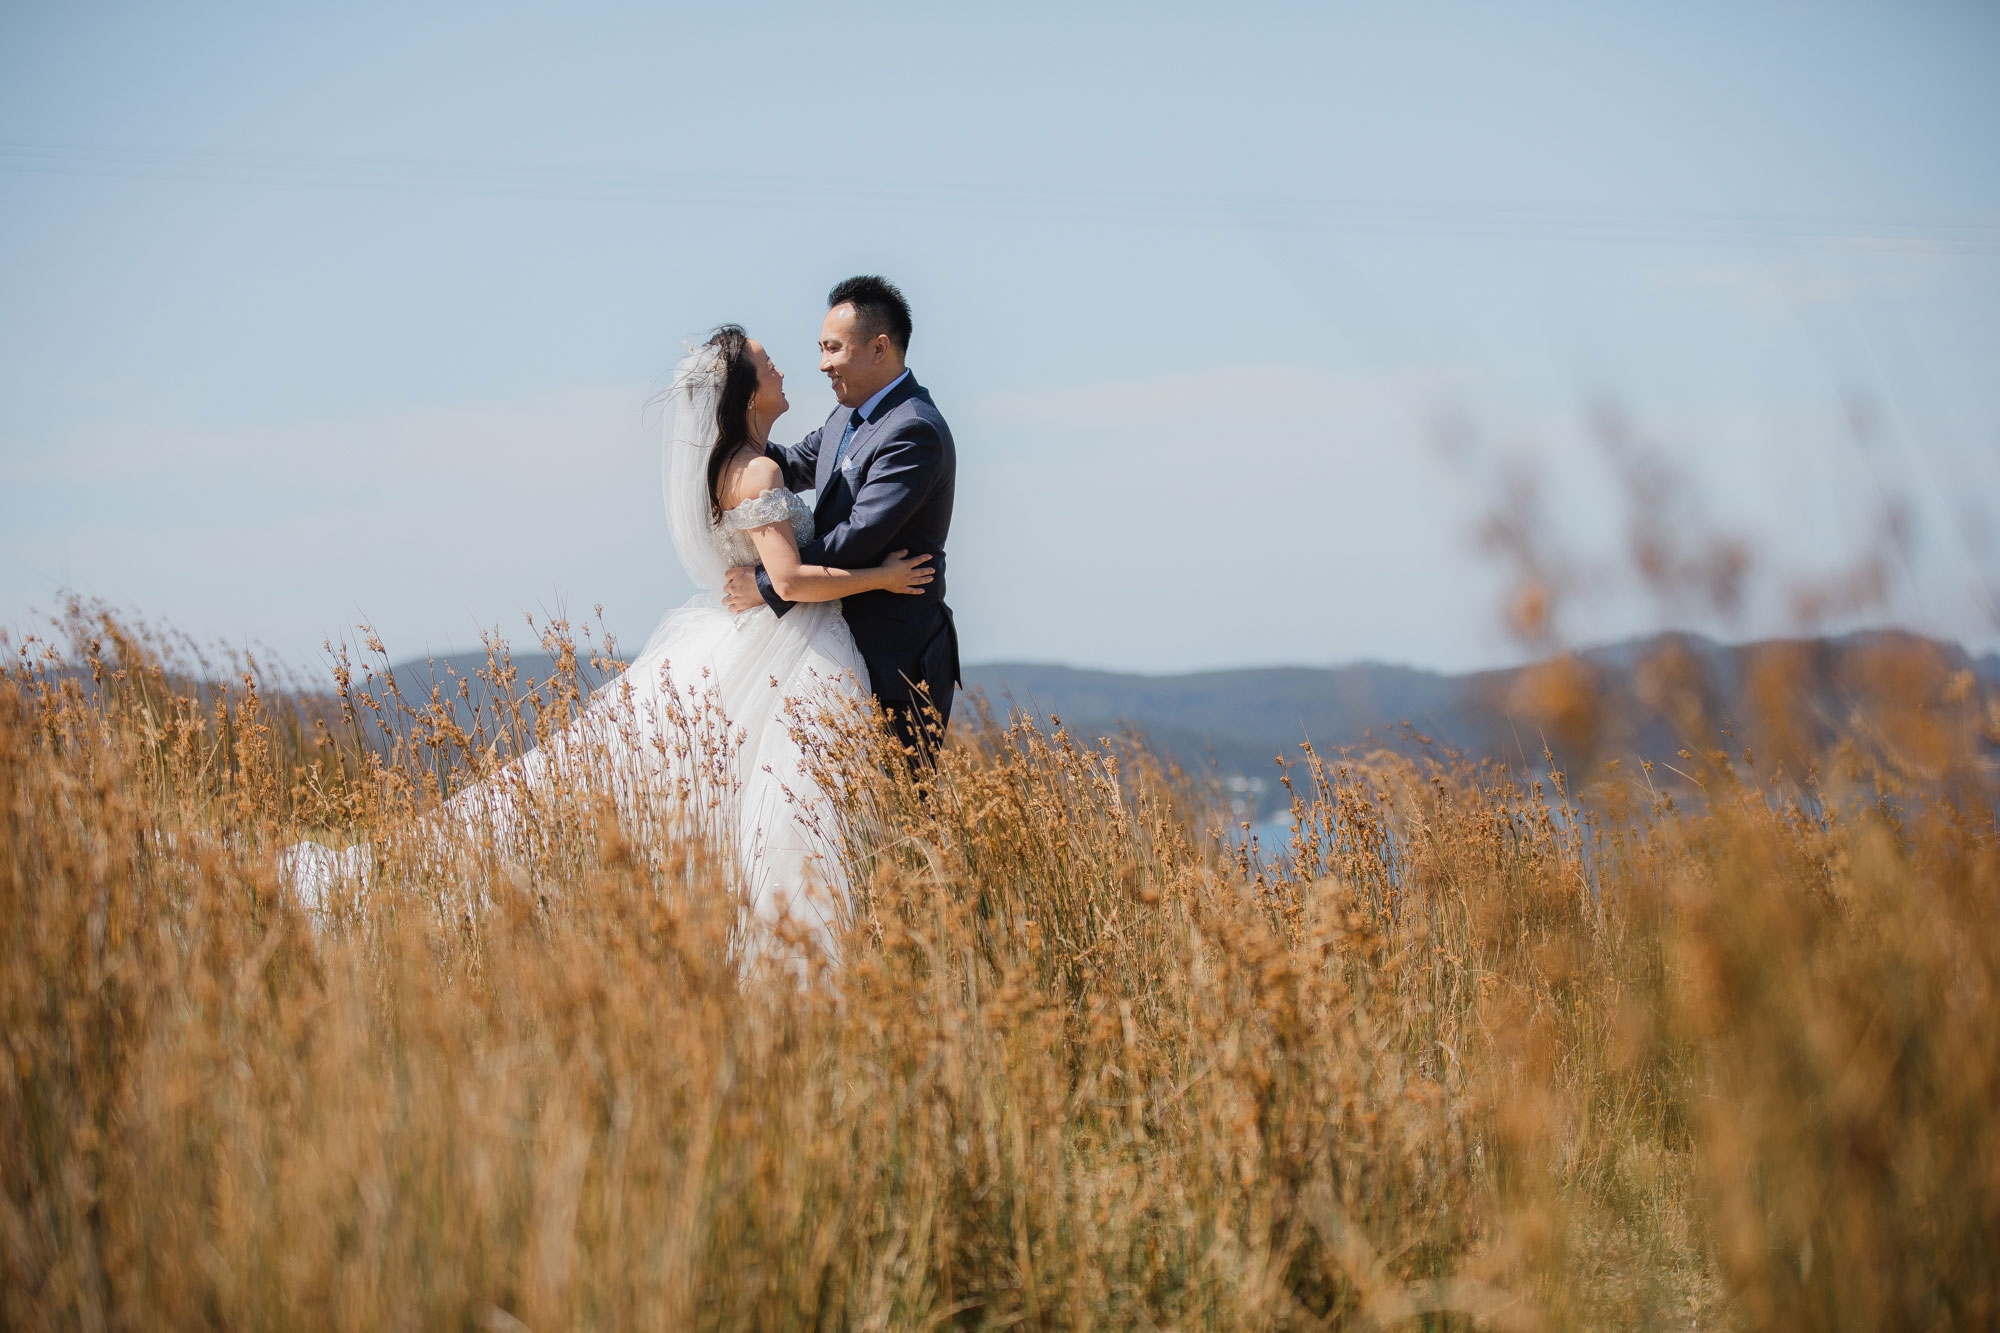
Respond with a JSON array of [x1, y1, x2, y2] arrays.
[[283, 346, 871, 964]]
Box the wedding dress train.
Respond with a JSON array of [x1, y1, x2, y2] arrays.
[[283, 348, 871, 966]]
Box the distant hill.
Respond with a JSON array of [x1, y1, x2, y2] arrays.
[[973, 633, 1998, 812], [370, 630, 1997, 817]]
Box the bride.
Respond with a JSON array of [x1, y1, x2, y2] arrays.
[[285, 325, 931, 964]]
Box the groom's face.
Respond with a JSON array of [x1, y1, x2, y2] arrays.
[[818, 303, 897, 409]]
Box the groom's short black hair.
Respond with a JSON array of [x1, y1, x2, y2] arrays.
[[828, 275, 912, 355]]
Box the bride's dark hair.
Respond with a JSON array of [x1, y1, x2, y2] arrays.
[[705, 323, 761, 522]]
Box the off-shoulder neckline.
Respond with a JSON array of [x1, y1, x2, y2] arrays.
[[719, 486, 797, 522]]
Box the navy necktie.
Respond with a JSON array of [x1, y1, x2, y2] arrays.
[[827, 408, 863, 481]]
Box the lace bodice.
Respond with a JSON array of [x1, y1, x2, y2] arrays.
[[715, 487, 815, 568]]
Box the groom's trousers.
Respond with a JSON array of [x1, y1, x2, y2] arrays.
[[878, 608, 959, 769]]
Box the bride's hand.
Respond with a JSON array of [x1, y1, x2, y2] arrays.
[[881, 550, 934, 595]]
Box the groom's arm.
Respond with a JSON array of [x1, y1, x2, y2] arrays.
[[754, 424, 945, 617], [764, 421, 825, 494]]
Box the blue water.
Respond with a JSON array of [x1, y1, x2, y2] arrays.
[[1227, 813, 1297, 860]]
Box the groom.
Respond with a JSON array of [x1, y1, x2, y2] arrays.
[[721, 275, 960, 760]]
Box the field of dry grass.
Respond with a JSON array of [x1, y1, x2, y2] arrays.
[[4, 602, 1997, 1330]]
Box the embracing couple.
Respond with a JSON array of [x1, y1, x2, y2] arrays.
[[628, 274, 960, 957], [286, 276, 958, 966], [710, 274, 961, 760]]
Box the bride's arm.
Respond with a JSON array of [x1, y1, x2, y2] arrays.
[[726, 456, 930, 604], [745, 522, 931, 603]]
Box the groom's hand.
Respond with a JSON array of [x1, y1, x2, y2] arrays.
[[722, 565, 763, 614]]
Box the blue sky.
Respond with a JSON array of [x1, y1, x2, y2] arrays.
[[3, 2, 1997, 673]]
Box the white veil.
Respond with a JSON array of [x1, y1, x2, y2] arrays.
[[662, 343, 729, 593]]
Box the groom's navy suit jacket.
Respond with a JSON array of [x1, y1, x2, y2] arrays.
[[757, 372, 960, 707]]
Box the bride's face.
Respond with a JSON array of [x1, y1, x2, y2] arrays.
[[746, 339, 789, 429]]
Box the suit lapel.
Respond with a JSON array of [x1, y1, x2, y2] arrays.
[[813, 406, 845, 500], [814, 375, 922, 521]]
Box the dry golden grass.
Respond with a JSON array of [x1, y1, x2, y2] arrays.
[[3, 600, 1997, 1330]]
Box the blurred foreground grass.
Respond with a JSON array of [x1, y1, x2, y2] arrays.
[[3, 603, 1997, 1330]]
